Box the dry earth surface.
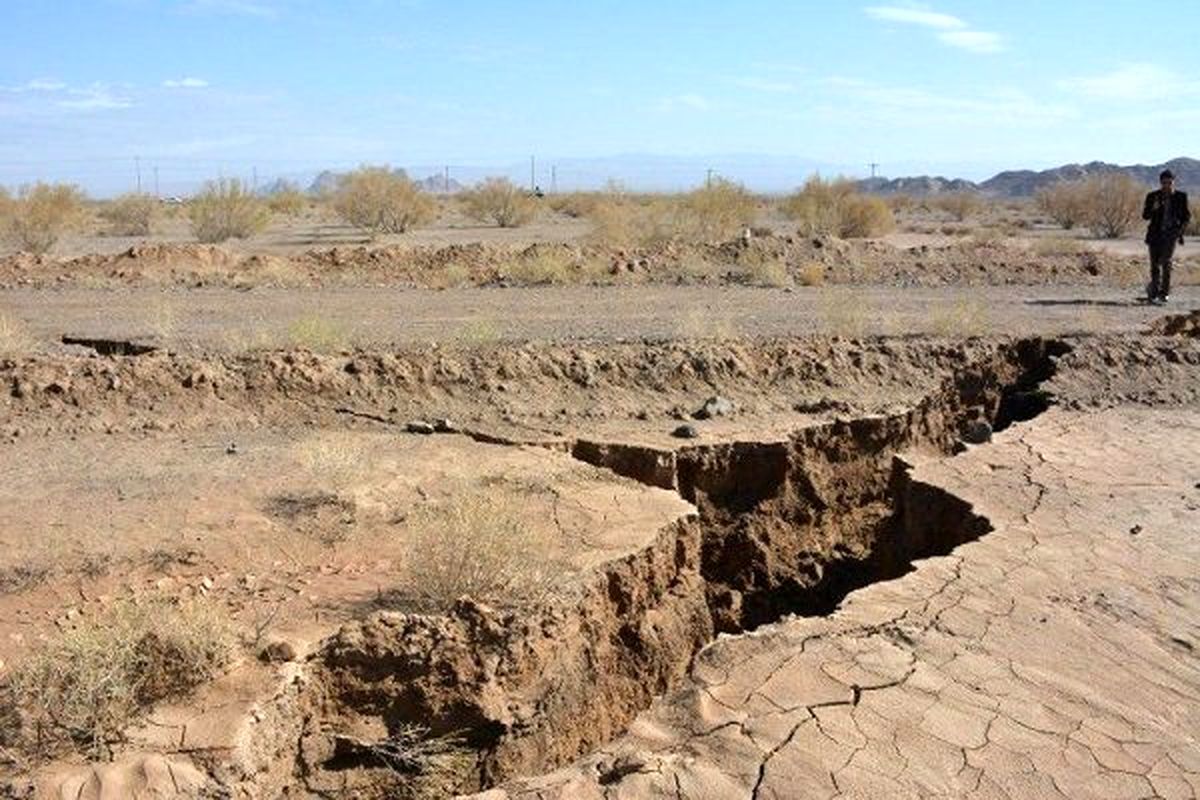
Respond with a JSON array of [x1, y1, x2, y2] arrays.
[[0, 221, 1197, 799]]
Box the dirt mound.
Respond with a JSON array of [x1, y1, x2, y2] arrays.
[[0, 234, 1148, 289], [1148, 308, 1200, 336]]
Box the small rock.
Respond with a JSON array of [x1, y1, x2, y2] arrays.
[[672, 423, 700, 439], [406, 420, 435, 435], [260, 639, 298, 663], [693, 395, 735, 420], [200, 576, 214, 591], [225, 442, 239, 455], [1129, 524, 1142, 536], [432, 418, 457, 433], [960, 419, 993, 445]]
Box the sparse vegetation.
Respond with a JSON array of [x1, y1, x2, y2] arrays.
[[99, 192, 158, 236], [930, 298, 992, 336], [781, 177, 895, 238], [1032, 236, 1089, 257], [8, 598, 232, 757], [265, 181, 309, 217], [332, 167, 435, 235], [188, 178, 270, 243], [795, 261, 826, 286], [401, 491, 564, 612], [735, 250, 791, 287], [0, 182, 87, 254], [817, 288, 871, 338], [0, 312, 34, 356], [934, 191, 984, 222], [1035, 180, 1089, 230], [1080, 173, 1144, 239], [684, 178, 757, 241], [464, 177, 538, 228], [287, 313, 349, 351]]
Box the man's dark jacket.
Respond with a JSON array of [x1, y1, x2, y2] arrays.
[[1143, 189, 1191, 244]]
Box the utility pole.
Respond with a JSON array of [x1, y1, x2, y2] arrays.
[[868, 162, 880, 179], [252, 166, 258, 192], [153, 166, 159, 198], [706, 168, 714, 188], [551, 165, 557, 194], [135, 156, 142, 193], [530, 155, 536, 192], [443, 165, 450, 193]]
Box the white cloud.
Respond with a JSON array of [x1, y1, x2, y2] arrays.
[[865, 5, 1003, 54], [865, 6, 965, 29], [733, 77, 797, 94], [163, 77, 210, 88], [818, 77, 1073, 127], [938, 30, 1003, 53], [57, 85, 133, 110], [659, 93, 711, 111], [1058, 63, 1196, 101], [25, 78, 66, 92]]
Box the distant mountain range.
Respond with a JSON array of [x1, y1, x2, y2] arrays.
[[859, 157, 1200, 198]]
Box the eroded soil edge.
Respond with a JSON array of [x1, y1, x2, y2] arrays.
[[272, 338, 1068, 798]]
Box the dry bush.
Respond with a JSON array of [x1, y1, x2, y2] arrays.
[[332, 167, 434, 235], [781, 177, 895, 238], [684, 178, 757, 241], [886, 193, 916, 213], [817, 289, 871, 338], [1032, 236, 1089, 257], [1081, 173, 1144, 239], [266, 181, 308, 217], [586, 196, 679, 248], [99, 192, 158, 236], [401, 491, 563, 612], [464, 177, 537, 228], [934, 191, 984, 221], [188, 178, 269, 243], [930, 299, 992, 337], [0, 182, 86, 254], [737, 254, 791, 287], [1035, 180, 1089, 230], [0, 312, 35, 357], [795, 261, 826, 286], [840, 194, 896, 238], [8, 598, 231, 757], [547, 191, 601, 218], [1187, 213, 1200, 237], [287, 314, 349, 352]]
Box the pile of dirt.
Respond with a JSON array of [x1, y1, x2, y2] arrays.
[[1148, 308, 1200, 336], [0, 234, 1149, 289]]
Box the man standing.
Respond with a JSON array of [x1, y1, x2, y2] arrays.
[[1142, 169, 1190, 304]]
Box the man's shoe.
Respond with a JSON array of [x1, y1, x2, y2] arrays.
[[1159, 294, 1170, 304]]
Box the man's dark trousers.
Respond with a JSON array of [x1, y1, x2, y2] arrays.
[[1149, 234, 1176, 298]]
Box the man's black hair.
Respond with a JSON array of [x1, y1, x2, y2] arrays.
[[1160, 169, 1175, 180]]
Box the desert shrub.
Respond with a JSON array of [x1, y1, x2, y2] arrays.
[[735, 250, 791, 287], [1080, 174, 1144, 239], [796, 261, 826, 286], [464, 177, 537, 228], [782, 177, 895, 238], [840, 194, 896, 238], [1187, 212, 1200, 237], [886, 193, 916, 213], [266, 181, 308, 217], [1035, 181, 1089, 230], [548, 191, 601, 218], [401, 491, 563, 612], [287, 313, 349, 352], [0, 182, 86, 254], [188, 178, 269, 243], [332, 167, 434, 235], [930, 298, 992, 337], [0, 312, 34, 357], [99, 192, 158, 236], [934, 191, 984, 221], [586, 195, 682, 248], [9, 598, 231, 757], [1033, 236, 1089, 257], [684, 178, 757, 241]]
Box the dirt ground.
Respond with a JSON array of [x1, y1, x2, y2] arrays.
[[0, 210, 1198, 798]]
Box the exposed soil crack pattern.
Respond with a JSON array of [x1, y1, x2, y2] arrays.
[[283, 337, 1070, 797]]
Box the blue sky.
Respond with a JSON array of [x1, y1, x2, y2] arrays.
[[2, 0, 1197, 194]]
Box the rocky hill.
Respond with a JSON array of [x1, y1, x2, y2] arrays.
[[859, 156, 1200, 198]]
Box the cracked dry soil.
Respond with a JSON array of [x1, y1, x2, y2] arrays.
[[1, 315, 1198, 799]]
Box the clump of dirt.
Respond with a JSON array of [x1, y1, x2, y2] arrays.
[[1148, 308, 1200, 337], [0, 234, 1144, 289]]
